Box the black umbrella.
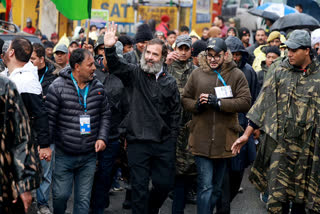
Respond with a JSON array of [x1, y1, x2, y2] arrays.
[[248, 9, 280, 21], [270, 13, 320, 31]]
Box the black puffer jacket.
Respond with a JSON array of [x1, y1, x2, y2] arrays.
[[105, 46, 181, 143], [95, 68, 129, 141], [225, 36, 259, 128], [45, 67, 111, 155]]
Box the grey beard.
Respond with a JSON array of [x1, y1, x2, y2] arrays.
[[140, 56, 164, 75]]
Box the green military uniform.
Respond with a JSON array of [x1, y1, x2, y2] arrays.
[[168, 59, 197, 175], [0, 76, 41, 213], [247, 57, 320, 213]]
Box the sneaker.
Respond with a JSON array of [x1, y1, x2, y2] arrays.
[[37, 205, 52, 214]]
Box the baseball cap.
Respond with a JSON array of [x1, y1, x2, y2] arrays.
[[267, 31, 280, 43], [175, 35, 192, 48], [26, 17, 32, 23], [191, 40, 207, 57], [55, 44, 68, 54], [207, 38, 227, 53], [69, 40, 79, 47], [284, 29, 311, 49]]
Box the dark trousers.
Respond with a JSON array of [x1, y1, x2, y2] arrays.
[[128, 139, 176, 214], [91, 140, 120, 214], [215, 168, 245, 214], [172, 175, 196, 214]]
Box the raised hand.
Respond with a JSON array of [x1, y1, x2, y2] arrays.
[[104, 21, 118, 48]]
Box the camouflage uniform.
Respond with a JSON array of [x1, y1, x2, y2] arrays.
[[168, 59, 197, 175], [0, 76, 41, 213], [247, 57, 320, 213]]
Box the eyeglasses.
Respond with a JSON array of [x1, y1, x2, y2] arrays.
[[206, 52, 223, 61]]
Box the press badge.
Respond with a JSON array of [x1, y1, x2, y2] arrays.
[[80, 115, 91, 134], [214, 85, 233, 99]]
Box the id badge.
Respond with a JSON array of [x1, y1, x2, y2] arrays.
[[214, 85, 233, 99], [80, 115, 91, 135]]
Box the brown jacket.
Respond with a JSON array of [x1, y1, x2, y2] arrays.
[[182, 51, 251, 158]]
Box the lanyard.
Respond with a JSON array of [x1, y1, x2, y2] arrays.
[[39, 66, 48, 84], [71, 72, 90, 113], [213, 70, 227, 86]]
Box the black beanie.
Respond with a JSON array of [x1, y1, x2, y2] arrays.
[[238, 27, 250, 39], [265, 46, 281, 56], [134, 24, 153, 44]]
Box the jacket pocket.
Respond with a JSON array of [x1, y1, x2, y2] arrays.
[[225, 124, 243, 152]]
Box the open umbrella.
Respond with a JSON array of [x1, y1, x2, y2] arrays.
[[270, 13, 320, 31], [248, 9, 280, 21], [255, 3, 298, 17]]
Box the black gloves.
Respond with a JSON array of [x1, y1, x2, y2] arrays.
[[195, 98, 205, 113], [207, 94, 220, 111]]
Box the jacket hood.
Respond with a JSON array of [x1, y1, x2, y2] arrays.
[[59, 65, 72, 79], [225, 36, 248, 68], [198, 50, 237, 76]]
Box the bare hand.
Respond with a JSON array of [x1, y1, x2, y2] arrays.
[[199, 93, 209, 104], [39, 147, 52, 161], [12, 191, 32, 213], [95, 139, 106, 152], [253, 129, 261, 139], [231, 135, 249, 155], [166, 51, 180, 65], [104, 21, 118, 48]]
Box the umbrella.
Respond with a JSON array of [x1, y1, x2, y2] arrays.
[[248, 9, 280, 21], [270, 13, 320, 31], [255, 3, 298, 17]]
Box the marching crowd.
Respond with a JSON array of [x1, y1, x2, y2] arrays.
[[2, 12, 320, 214]]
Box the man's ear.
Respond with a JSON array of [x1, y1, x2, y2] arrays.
[[40, 56, 45, 64], [224, 51, 229, 60], [74, 63, 80, 72], [9, 49, 14, 57]]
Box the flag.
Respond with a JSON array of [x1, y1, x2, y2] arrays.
[[51, 0, 92, 20], [1, 0, 11, 21]]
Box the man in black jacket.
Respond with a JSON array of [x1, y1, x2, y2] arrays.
[[30, 43, 58, 214], [2, 37, 51, 162], [91, 43, 129, 214], [45, 49, 111, 214], [104, 22, 181, 214]]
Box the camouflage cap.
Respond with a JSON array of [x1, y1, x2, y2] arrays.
[[176, 35, 192, 48], [207, 38, 227, 53], [285, 29, 311, 49]]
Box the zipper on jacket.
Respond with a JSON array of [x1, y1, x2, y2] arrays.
[[209, 75, 219, 157]]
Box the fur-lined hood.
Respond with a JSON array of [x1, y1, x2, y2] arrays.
[[197, 50, 238, 76]]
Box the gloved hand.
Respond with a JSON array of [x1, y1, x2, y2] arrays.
[[207, 94, 220, 111], [195, 98, 205, 113]]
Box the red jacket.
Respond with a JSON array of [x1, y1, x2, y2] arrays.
[[156, 22, 169, 37], [23, 26, 36, 34]]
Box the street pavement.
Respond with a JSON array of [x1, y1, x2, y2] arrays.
[[28, 167, 267, 214]]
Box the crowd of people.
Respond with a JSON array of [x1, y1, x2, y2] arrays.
[[2, 10, 320, 214]]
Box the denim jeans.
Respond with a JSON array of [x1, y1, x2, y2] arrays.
[[91, 140, 120, 214], [36, 144, 55, 208], [52, 147, 96, 214], [195, 156, 228, 214], [172, 175, 195, 214]]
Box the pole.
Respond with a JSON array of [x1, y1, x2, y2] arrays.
[[21, 0, 25, 31], [176, 0, 180, 31], [86, 19, 90, 44]]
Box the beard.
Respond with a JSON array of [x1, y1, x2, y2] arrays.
[[140, 54, 164, 75]]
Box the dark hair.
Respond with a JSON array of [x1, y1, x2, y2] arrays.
[[33, 43, 45, 58], [217, 16, 224, 23], [118, 35, 133, 46], [43, 41, 54, 49], [202, 27, 209, 31], [146, 38, 168, 59], [69, 48, 91, 69], [81, 37, 94, 48], [0, 38, 4, 55], [265, 46, 281, 56], [256, 28, 266, 35], [296, 4, 303, 10], [90, 25, 97, 31], [180, 26, 189, 33], [167, 31, 176, 37], [11, 37, 33, 63]]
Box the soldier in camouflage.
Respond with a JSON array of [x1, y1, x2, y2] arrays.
[[167, 35, 198, 213], [0, 75, 41, 214], [232, 30, 320, 214]]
